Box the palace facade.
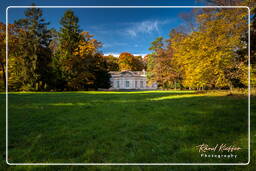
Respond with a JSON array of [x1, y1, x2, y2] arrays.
[[109, 70, 157, 90]]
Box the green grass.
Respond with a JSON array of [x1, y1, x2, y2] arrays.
[[0, 90, 255, 170]]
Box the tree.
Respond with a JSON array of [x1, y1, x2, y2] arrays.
[[118, 52, 144, 71], [147, 37, 165, 86], [179, 9, 199, 32], [92, 54, 111, 89], [147, 36, 181, 89], [133, 55, 145, 71], [68, 31, 110, 90], [143, 54, 150, 71], [57, 10, 82, 90], [250, 6, 256, 87], [198, 0, 243, 5], [251, 6, 256, 65], [203, 0, 255, 88], [59, 10, 81, 59], [0, 23, 7, 90], [1, 23, 26, 91], [170, 8, 248, 89], [14, 6, 53, 90], [103, 55, 119, 71], [148, 37, 164, 53]]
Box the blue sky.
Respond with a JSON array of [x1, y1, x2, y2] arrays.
[[1, 0, 205, 56]]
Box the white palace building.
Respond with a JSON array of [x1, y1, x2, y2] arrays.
[[109, 70, 157, 90]]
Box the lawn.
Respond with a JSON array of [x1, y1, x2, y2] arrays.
[[0, 90, 255, 170]]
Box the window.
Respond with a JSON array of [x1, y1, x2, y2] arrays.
[[116, 80, 119, 88], [126, 81, 129, 88], [140, 81, 143, 88], [135, 81, 137, 88]]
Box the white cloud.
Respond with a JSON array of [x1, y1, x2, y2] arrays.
[[133, 53, 148, 57], [103, 53, 120, 57], [127, 30, 137, 37], [125, 19, 170, 37], [104, 53, 148, 58]]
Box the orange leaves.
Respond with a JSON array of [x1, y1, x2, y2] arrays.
[[118, 52, 135, 71], [0, 23, 20, 62], [73, 32, 101, 57], [118, 52, 144, 71]]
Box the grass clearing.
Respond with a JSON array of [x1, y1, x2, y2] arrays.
[[0, 90, 254, 170]]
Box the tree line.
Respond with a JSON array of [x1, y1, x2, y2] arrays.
[[146, 0, 256, 90], [0, 7, 145, 91], [0, 1, 255, 91]]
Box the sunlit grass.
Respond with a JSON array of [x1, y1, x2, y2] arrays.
[[0, 90, 253, 170], [149, 94, 207, 101], [2, 90, 196, 94]]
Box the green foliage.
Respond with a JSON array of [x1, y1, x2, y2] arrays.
[[133, 55, 145, 71], [251, 7, 256, 66], [67, 52, 110, 90], [59, 10, 81, 59], [0, 23, 6, 91], [2, 8, 111, 92], [57, 13, 109, 90], [3, 5, 251, 92], [103, 55, 119, 71], [147, 35, 181, 89], [10, 6, 53, 91], [148, 36, 164, 52], [55, 10, 82, 90]]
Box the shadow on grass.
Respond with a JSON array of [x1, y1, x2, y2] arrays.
[[6, 91, 197, 107], [4, 92, 250, 164]]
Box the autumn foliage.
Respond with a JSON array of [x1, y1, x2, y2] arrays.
[[118, 52, 144, 71], [147, 7, 252, 90], [0, 3, 255, 91]]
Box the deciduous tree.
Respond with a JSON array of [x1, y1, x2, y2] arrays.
[[170, 8, 248, 89], [68, 31, 110, 90], [118, 52, 144, 71], [147, 36, 181, 89], [103, 55, 119, 71]]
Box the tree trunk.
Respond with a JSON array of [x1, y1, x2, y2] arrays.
[[0, 62, 6, 89], [229, 83, 233, 94]]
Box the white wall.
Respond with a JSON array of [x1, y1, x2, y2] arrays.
[[110, 77, 148, 89]]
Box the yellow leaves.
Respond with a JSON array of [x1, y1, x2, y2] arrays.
[[73, 32, 101, 57], [169, 7, 248, 89], [196, 13, 210, 24], [81, 31, 93, 39], [74, 41, 96, 56], [118, 52, 135, 71]]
